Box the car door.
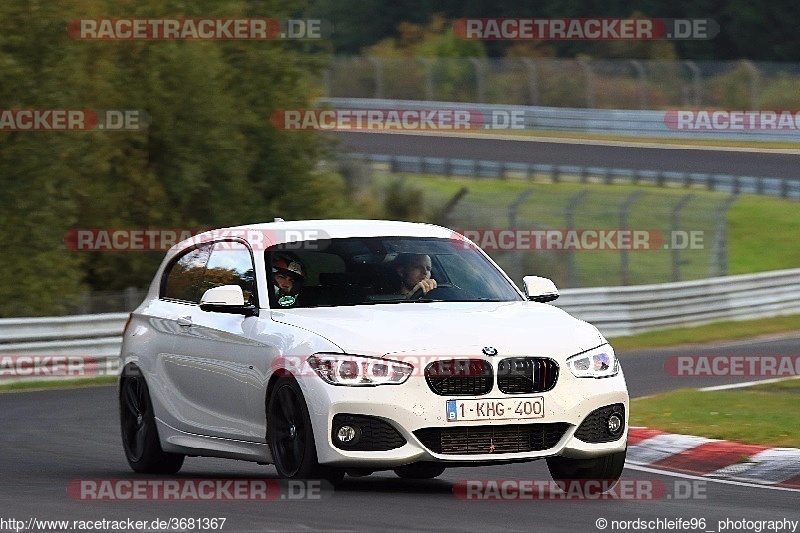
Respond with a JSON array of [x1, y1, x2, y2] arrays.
[[161, 240, 277, 442]]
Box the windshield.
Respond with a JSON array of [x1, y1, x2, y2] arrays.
[[265, 237, 524, 308]]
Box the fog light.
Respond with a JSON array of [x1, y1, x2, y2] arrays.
[[336, 425, 357, 443], [607, 414, 623, 435]]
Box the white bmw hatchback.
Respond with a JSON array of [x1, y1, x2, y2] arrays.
[[119, 219, 628, 484]]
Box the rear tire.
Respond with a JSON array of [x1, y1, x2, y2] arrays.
[[119, 367, 184, 474], [267, 377, 344, 484], [546, 448, 626, 492]]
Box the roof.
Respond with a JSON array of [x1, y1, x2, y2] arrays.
[[171, 219, 456, 253]]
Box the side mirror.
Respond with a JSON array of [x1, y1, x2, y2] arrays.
[[200, 285, 258, 316], [522, 276, 559, 303]]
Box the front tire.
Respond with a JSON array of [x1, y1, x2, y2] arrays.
[[119, 367, 184, 474], [546, 448, 626, 492], [267, 377, 344, 483]]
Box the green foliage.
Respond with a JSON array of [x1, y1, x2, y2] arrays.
[[311, 0, 800, 60], [0, 0, 360, 316], [382, 177, 425, 221], [757, 75, 800, 108], [363, 17, 487, 102], [704, 63, 758, 108]]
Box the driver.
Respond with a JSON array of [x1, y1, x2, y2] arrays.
[[272, 253, 305, 305], [395, 253, 437, 297]]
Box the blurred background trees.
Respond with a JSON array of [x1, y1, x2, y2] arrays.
[[1, 0, 796, 315]]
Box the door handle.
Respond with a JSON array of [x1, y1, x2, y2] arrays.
[[177, 316, 193, 327]]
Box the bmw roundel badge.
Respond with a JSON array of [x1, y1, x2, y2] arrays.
[[482, 346, 498, 356]]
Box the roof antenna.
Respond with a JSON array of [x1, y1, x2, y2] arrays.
[[274, 217, 285, 222]]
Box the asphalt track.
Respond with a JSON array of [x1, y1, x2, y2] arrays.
[[329, 131, 800, 179], [1, 334, 798, 532]]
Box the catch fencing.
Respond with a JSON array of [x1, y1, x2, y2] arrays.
[[324, 57, 800, 112]]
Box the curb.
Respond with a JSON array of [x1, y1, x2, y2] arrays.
[[627, 428, 800, 489]]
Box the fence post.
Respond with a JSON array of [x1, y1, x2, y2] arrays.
[[565, 190, 589, 287], [671, 194, 694, 282], [710, 194, 739, 277], [469, 58, 486, 103], [322, 67, 332, 97], [741, 60, 761, 109], [437, 187, 469, 226], [521, 58, 539, 105], [577, 58, 595, 108], [508, 189, 536, 282], [629, 60, 648, 109], [366, 56, 384, 99], [419, 58, 434, 100], [684, 60, 702, 107], [619, 190, 644, 285]]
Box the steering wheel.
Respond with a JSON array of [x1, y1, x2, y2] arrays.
[[407, 282, 454, 300]]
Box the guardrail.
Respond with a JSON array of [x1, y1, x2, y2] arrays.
[[554, 268, 800, 336], [0, 313, 127, 383], [343, 152, 800, 200], [1, 268, 798, 382], [320, 97, 800, 142]]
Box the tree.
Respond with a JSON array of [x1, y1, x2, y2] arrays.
[[0, 0, 360, 316]]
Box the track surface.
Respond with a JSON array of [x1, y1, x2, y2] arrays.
[[2, 335, 798, 532], [330, 131, 800, 179]]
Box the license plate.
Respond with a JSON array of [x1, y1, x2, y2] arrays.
[[446, 397, 544, 422]]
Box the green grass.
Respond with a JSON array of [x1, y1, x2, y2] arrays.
[[609, 314, 800, 351], [749, 378, 800, 393], [728, 195, 800, 274], [630, 382, 800, 448], [387, 173, 800, 288], [0, 376, 115, 393]]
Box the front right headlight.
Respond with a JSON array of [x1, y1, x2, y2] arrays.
[[566, 345, 619, 378]]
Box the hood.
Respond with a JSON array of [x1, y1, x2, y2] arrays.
[[270, 301, 606, 361]]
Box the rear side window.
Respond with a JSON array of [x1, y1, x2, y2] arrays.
[[162, 244, 213, 302]]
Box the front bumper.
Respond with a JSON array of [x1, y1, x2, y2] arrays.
[[298, 367, 629, 468]]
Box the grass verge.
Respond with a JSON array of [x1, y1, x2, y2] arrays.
[[394, 173, 800, 288], [630, 379, 800, 448], [0, 376, 116, 393], [608, 314, 800, 351]]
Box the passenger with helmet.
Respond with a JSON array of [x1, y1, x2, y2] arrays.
[[271, 253, 305, 306]]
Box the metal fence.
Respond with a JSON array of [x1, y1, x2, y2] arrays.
[[342, 154, 744, 288], [60, 287, 146, 316], [324, 57, 800, 110], [444, 187, 733, 289]]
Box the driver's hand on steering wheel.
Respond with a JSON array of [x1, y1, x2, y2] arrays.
[[408, 278, 437, 298]]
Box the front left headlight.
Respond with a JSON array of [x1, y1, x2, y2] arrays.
[[307, 354, 413, 386], [566, 345, 619, 378]]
